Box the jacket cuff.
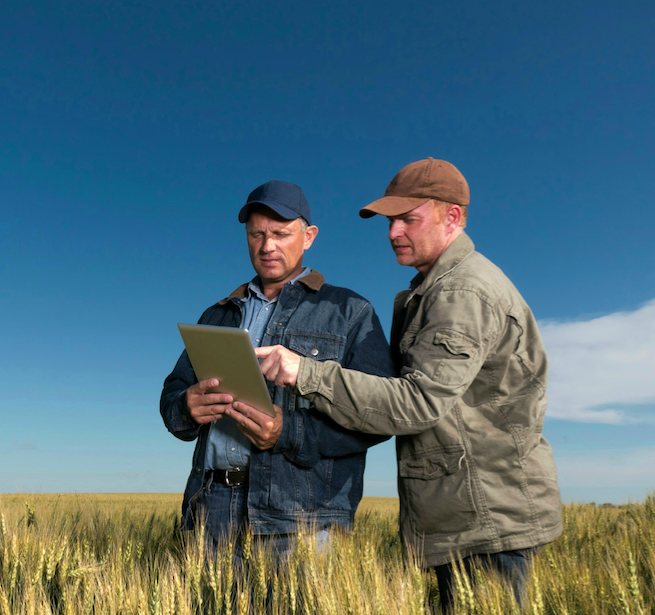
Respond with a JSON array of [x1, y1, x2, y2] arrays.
[[170, 390, 198, 432], [297, 357, 324, 396]]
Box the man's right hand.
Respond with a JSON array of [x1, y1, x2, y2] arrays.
[[255, 345, 301, 388], [185, 378, 235, 425]]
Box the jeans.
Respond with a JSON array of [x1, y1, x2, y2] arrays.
[[188, 474, 331, 560], [433, 548, 539, 612]]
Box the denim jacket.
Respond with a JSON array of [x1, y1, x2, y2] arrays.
[[160, 270, 395, 535]]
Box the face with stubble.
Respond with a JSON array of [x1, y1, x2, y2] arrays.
[[246, 208, 318, 296], [387, 200, 463, 274]]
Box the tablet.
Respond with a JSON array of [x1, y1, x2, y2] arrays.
[[177, 323, 276, 417]]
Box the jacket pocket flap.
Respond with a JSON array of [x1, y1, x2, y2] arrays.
[[433, 329, 480, 357], [399, 449, 466, 479], [287, 335, 340, 361]]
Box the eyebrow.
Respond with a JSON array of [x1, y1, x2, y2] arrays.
[[387, 212, 416, 221]]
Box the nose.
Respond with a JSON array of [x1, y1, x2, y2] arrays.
[[261, 235, 276, 253], [388, 219, 404, 241]]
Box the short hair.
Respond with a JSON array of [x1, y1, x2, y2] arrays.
[[432, 200, 467, 229]]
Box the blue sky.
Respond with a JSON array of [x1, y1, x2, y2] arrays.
[[1, 0, 654, 504]]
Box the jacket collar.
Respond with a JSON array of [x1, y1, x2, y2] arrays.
[[218, 269, 325, 305], [406, 232, 475, 303]]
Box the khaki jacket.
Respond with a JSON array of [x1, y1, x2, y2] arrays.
[[297, 232, 562, 566]]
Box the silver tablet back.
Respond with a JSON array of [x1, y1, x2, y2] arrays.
[[177, 323, 276, 417]]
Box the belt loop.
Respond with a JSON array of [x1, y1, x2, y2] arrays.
[[205, 470, 214, 492]]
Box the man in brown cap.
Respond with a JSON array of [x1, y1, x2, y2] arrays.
[[243, 158, 562, 609]]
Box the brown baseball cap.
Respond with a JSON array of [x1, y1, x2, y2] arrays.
[[359, 157, 470, 218]]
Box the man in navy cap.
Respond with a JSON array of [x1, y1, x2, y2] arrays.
[[160, 180, 394, 554]]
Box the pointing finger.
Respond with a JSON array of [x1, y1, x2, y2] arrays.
[[255, 346, 275, 359]]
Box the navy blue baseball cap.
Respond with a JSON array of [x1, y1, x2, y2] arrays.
[[238, 180, 312, 225]]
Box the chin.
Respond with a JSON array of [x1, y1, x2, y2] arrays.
[[256, 264, 281, 275]]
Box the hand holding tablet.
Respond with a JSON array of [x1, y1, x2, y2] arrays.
[[178, 324, 276, 417]]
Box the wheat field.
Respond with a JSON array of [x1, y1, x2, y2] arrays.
[[1, 492, 653, 614]]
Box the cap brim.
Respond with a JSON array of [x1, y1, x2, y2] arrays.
[[359, 196, 432, 219], [238, 201, 304, 223]]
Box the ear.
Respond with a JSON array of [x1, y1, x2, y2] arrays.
[[444, 205, 462, 232], [303, 225, 319, 250]]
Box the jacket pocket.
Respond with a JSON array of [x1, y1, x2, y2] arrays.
[[267, 452, 334, 512], [399, 447, 479, 535], [432, 329, 481, 387], [287, 333, 341, 361]]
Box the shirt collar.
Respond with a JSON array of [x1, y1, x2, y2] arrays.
[[244, 267, 312, 302]]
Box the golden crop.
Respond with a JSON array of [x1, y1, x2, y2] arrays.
[[0, 493, 653, 614]]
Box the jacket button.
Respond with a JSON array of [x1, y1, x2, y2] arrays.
[[310, 348, 319, 356], [194, 467, 202, 474]]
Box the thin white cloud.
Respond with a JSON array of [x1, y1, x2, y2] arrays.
[[557, 446, 655, 487], [555, 446, 655, 504], [539, 299, 655, 424]]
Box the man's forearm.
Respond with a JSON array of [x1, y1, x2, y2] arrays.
[[296, 358, 461, 436], [295, 288, 498, 435]]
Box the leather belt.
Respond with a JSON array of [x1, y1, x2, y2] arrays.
[[208, 468, 248, 487]]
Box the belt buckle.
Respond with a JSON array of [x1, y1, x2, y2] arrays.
[[225, 468, 241, 487]]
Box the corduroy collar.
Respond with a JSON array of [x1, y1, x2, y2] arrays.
[[218, 269, 325, 305]]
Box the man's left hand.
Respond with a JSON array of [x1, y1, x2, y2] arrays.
[[226, 401, 283, 450]]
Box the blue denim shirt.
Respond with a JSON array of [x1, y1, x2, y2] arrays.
[[206, 267, 311, 470], [160, 270, 395, 535]]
